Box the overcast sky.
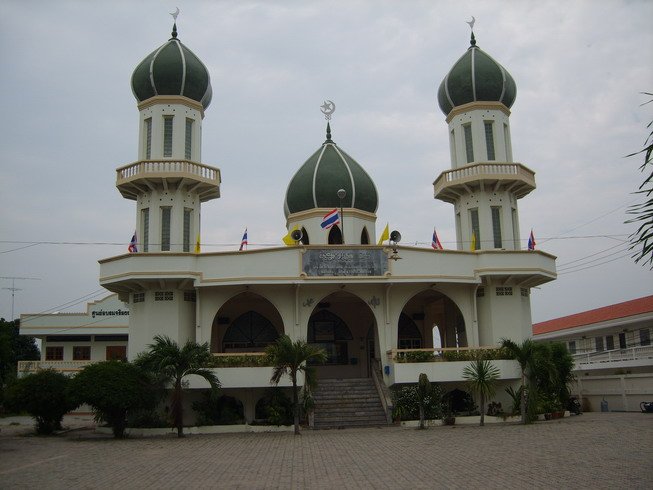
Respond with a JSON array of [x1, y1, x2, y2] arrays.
[[1, 0, 652, 324]]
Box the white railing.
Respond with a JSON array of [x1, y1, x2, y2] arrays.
[[17, 360, 94, 374], [435, 162, 535, 187], [572, 345, 653, 366], [116, 160, 220, 183]]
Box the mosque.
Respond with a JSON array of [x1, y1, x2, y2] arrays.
[[22, 21, 557, 425]]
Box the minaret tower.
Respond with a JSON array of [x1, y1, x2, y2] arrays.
[[434, 30, 535, 251], [117, 20, 220, 253]]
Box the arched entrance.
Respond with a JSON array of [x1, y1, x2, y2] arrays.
[[307, 291, 378, 379], [211, 292, 284, 353], [399, 290, 467, 349]]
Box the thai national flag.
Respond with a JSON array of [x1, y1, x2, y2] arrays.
[[128, 232, 138, 253], [239, 228, 248, 251], [528, 229, 536, 251], [431, 228, 443, 250], [321, 208, 340, 229]]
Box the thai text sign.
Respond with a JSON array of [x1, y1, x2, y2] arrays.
[[303, 249, 387, 276]]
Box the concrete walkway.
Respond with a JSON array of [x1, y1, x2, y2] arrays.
[[0, 412, 651, 488]]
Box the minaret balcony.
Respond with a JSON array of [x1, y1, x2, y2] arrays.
[[116, 159, 221, 202], [434, 162, 535, 203]]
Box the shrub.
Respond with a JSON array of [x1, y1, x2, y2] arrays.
[[395, 351, 436, 363], [192, 391, 245, 426], [209, 354, 273, 368], [4, 369, 76, 434], [392, 383, 444, 421], [255, 388, 293, 426], [70, 361, 159, 438]]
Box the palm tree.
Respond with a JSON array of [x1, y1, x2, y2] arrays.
[[462, 359, 500, 426], [266, 335, 326, 435], [136, 335, 220, 437], [500, 338, 538, 424]]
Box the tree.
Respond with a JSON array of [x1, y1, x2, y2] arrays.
[[500, 338, 539, 424], [0, 318, 40, 409], [266, 335, 326, 435], [70, 360, 158, 438], [416, 373, 432, 429], [462, 359, 500, 426], [4, 369, 76, 434], [136, 335, 219, 437], [626, 92, 653, 268]]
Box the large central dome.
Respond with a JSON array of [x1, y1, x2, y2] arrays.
[[284, 124, 378, 218], [131, 24, 213, 109]]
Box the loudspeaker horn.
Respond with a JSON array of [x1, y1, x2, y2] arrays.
[[390, 230, 401, 243], [291, 229, 303, 242]]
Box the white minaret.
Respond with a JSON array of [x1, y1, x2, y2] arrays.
[[434, 31, 535, 251], [117, 22, 219, 253]]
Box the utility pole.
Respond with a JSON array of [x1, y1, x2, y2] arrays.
[[1, 276, 40, 321]]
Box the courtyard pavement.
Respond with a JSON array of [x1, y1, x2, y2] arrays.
[[0, 412, 651, 489]]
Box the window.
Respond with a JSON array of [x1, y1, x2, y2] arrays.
[[503, 123, 511, 161], [155, 291, 174, 301], [183, 208, 191, 252], [491, 206, 502, 248], [222, 311, 279, 351], [605, 335, 614, 351], [463, 123, 474, 163], [619, 332, 627, 349], [308, 311, 353, 365], [568, 341, 576, 354], [476, 287, 485, 298], [470, 208, 480, 250], [640, 328, 651, 346], [300, 227, 309, 245], [144, 118, 152, 159], [361, 227, 369, 245], [484, 121, 495, 160], [495, 286, 513, 296], [142, 208, 149, 252], [511, 208, 519, 249], [450, 129, 457, 164], [163, 116, 173, 157], [161, 207, 171, 251], [520, 288, 529, 297], [73, 346, 91, 361], [133, 292, 145, 303], [595, 337, 604, 352], [184, 291, 196, 302], [106, 346, 127, 361], [328, 225, 343, 245], [45, 346, 63, 361], [185, 118, 193, 160]]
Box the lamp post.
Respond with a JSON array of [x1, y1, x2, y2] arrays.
[[337, 188, 346, 245]]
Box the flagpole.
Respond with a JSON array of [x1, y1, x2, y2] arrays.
[[337, 189, 346, 245]]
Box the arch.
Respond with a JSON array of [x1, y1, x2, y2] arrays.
[[300, 227, 310, 245], [398, 289, 467, 349], [211, 292, 284, 353], [361, 227, 369, 245], [328, 225, 343, 244]]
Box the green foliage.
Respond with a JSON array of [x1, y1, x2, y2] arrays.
[[463, 359, 500, 426], [70, 361, 158, 438], [391, 382, 444, 421], [4, 369, 76, 434], [127, 408, 167, 428], [0, 318, 40, 410], [192, 392, 244, 426], [395, 351, 436, 363], [394, 348, 510, 363], [505, 386, 523, 416], [136, 335, 220, 437], [266, 335, 327, 434], [209, 354, 273, 368], [255, 388, 293, 426], [626, 92, 653, 268]]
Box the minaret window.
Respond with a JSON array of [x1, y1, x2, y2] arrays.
[[463, 124, 474, 163], [503, 123, 512, 161], [144, 118, 152, 159], [491, 207, 502, 248], [185, 118, 193, 160], [328, 225, 343, 245], [361, 227, 369, 245], [450, 129, 457, 165], [161, 207, 171, 251], [511, 208, 519, 249], [484, 121, 495, 160], [142, 208, 149, 252], [183, 209, 191, 252], [163, 116, 174, 157], [300, 227, 310, 245], [470, 208, 480, 250]]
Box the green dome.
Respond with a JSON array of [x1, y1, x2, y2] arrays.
[[284, 124, 378, 217], [131, 24, 212, 109], [437, 34, 516, 115]]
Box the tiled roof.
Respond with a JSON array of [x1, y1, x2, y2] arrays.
[[533, 295, 653, 335]]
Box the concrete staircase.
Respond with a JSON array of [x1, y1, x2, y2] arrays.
[[313, 377, 389, 429]]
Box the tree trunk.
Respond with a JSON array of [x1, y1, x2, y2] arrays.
[[419, 403, 425, 430], [480, 392, 485, 427], [520, 371, 527, 425], [174, 378, 184, 437], [292, 374, 300, 435]]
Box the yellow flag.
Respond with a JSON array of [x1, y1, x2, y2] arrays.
[[470, 231, 476, 251], [282, 225, 299, 246], [377, 223, 389, 245], [194, 233, 201, 253]]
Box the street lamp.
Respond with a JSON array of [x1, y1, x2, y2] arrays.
[[337, 188, 346, 245]]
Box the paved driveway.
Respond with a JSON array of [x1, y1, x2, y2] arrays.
[[0, 413, 651, 488]]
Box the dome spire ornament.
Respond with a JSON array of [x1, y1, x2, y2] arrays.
[[170, 7, 180, 39], [466, 16, 477, 47], [320, 100, 336, 121]]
